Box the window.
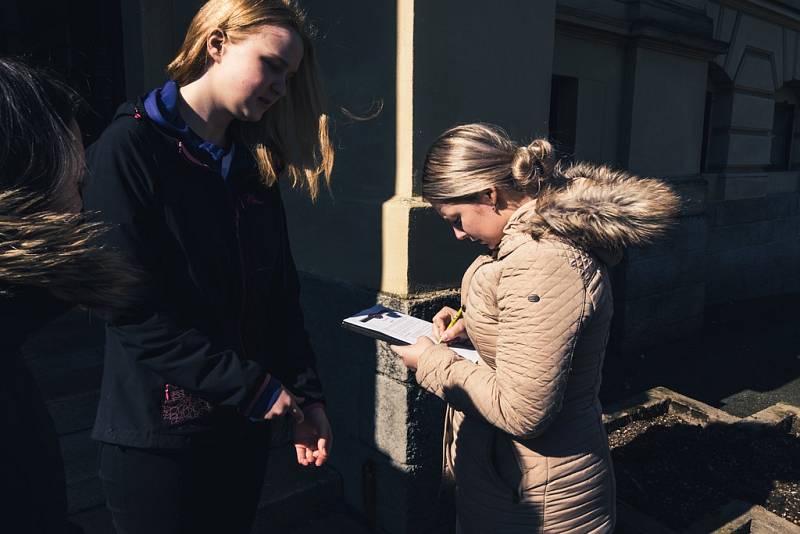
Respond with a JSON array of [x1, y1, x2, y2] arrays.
[[769, 102, 794, 171], [699, 91, 713, 172], [549, 75, 578, 163]]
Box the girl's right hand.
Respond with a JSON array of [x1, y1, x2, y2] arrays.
[[264, 387, 305, 423], [432, 306, 468, 343]]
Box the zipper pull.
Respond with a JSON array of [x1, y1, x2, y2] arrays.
[[165, 383, 170, 401]]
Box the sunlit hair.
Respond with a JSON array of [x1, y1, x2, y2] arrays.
[[0, 58, 84, 213], [0, 57, 140, 311], [422, 123, 562, 204], [166, 0, 333, 200]]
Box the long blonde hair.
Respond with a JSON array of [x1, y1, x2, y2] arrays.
[[167, 0, 333, 200], [422, 123, 560, 203]]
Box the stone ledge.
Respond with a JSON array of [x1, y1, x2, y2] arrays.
[[745, 402, 800, 435], [605, 386, 800, 533], [690, 500, 800, 533]]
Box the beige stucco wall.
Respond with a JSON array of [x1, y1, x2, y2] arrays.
[[624, 47, 710, 177], [285, 0, 557, 296]]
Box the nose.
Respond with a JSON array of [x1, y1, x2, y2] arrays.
[[453, 227, 469, 240], [272, 76, 288, 99]]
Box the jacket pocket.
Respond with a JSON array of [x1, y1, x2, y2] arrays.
[[160, 383, 213, 427], [485, 430, 524, 503]]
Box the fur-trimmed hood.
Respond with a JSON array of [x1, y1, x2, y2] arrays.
[[0, 189, 141, 312], [499, 163, 681, 262]]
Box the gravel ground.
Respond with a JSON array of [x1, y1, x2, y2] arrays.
[[609, 413, 800, 528]]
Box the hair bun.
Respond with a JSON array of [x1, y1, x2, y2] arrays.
[[511, 138, 555, 190]]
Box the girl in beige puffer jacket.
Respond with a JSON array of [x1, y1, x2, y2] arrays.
[[392, 123, 679, 533]]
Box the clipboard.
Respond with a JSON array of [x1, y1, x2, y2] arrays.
[[342, 304, 479, 363]]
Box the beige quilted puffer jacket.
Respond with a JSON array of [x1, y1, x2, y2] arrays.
[[416, 163, 679, 534]]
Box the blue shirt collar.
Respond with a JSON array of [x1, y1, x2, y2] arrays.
[[144, 80, 237, 178]]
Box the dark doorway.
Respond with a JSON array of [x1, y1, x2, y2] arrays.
[[0, 0, 127, 144], [549, 75, 579, 164], [769, 102, 795, 171]]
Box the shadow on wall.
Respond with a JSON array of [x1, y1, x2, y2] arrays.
[[297, 273, 458, 532], [0, 0, 127, 144]]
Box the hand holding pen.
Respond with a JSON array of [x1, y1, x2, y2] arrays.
[[393, 305, 467, 372], [432, 305, 467, 343]]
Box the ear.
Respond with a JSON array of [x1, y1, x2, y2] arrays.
[[483, 187, 499, 206], [206, 29, 227, 63]]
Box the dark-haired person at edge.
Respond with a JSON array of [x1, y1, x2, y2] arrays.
[[81, 1, 334, 532], [393, 124, 680, 533], [0, 58, 139, 533]]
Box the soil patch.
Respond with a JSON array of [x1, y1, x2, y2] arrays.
[[609, 413, 800, 529]]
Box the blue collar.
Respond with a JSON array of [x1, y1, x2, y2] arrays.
[[143, 80, 236, 178]]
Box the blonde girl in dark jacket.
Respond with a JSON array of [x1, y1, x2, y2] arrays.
[[82, 1, 335, 532]]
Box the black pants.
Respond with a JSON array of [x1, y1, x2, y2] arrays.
[[98, 424, 270, 534]]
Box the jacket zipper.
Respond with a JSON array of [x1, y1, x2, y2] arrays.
[[175, 140, 251, 360], [135, 114, 251, 402], [230, 195, 250, 361]]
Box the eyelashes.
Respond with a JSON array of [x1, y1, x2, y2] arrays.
[[262, 57, 296, 82]]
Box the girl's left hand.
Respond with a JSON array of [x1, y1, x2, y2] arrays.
[[391, 336, 435, 371], [293, 404, 333, 467]]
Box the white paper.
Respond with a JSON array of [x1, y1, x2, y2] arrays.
[[343, 305, 480, 364]]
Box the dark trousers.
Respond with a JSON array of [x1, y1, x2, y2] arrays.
[[98, 424, 270, 534]]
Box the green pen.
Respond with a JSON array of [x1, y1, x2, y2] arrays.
[[438, 306, 464, 343]]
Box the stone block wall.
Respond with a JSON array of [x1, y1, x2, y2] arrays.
[[297, 274, 459, 534], [610, 177, 710, 354], [707, 192, 800, 303]]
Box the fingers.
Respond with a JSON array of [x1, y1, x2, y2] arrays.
[[295, 442, 315, 466], [294, 444, 307, 465], [389, 346, 415, 371], [432, 306, 456, 339], [294, 411, 333, 467], [295, 444, 316, 466], [314, 437, 329, 466], [440, 319, 467, 343]]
